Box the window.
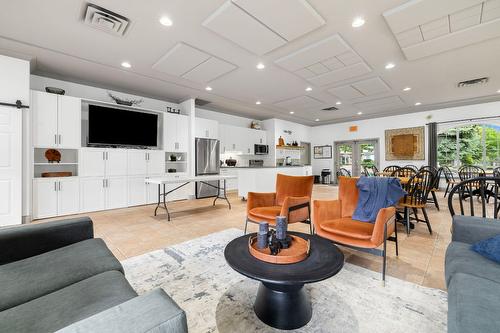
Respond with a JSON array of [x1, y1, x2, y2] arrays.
[[437, 124, 500, 171]]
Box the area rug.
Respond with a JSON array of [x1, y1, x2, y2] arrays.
[[122, 228, 447, 332]]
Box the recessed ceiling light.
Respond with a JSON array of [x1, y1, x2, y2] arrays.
[[315, 118, 320, 122], [255, 101, 261, 105], [357, 111, 363, 115], [205, 86, 212, 91], [385, 62, 395, 70], [256, 63, 265, 70], [121, 61, 131, 68], [415, 102, 422, 106], [352, 17, 365, 28], [159, 16, 173, 26], [336, 101, 342, 105], [290, 111, 294, 114], [305, 87, 312, 92], [497, 89, 500, 93], [403, 87, 411, 91]]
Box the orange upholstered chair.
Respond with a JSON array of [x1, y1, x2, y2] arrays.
[[313, 177, 398, 282], [245, 174, 314, 234]]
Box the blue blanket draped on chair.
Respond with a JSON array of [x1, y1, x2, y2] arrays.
[[352, 176, 406, 223]]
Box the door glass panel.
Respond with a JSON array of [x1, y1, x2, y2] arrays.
[[359, 142, 376, 174], [335, 140, 379, 180], [337, 143, 353, 177]]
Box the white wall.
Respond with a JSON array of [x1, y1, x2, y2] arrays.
[[311, 102, 500, 174], [196, 107, 256, 128]]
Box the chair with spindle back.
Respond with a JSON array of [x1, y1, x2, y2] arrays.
[[383, 165, 400, 176], [392, 167, 417, 178], [493, 167, 500, 178], [363, 165, 378, 177], [336, 168, 351, 179], [458, 165, 486, 201], [420, 165, 438, 173], [426, 167, 443, 210], [443, 166, 459, 197], [404, 165, 418, 172], [448, 176, 500, 219], [398, 169, 435, 235]]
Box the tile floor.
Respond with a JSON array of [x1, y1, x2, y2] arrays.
[[37, 184, 451, 290]]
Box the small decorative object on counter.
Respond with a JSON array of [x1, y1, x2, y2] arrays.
[[250, 120, 261, 130], [278, 136, 285, 146], [45, 149, 61, 163], [169, 154, 177, 161], [276, 216, 288, 240], [167, 107, 180, 114], [225, 157, 237, 167], [45, 87, 65, 95], [167, 168, 177, 173]]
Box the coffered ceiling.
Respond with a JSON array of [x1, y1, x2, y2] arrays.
[[0, 0, 499, 126]]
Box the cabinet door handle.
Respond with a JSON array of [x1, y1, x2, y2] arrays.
[[106, 152, 109, 160], [58, 134, 62, 145], [205, 130, 209, 138], [58, 181, 62, 191], [103, 152, 105, 160], [54, 182, 57, 191], [106, 179, 109, 187], [54, 134, 57, 145], [103, 179, 106, 188]]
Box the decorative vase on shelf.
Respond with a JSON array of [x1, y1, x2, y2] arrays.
[[169, 154, 177, 161], [278, 136, 285, 146]]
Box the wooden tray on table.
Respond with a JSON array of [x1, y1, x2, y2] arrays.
[[248, 235, 310, 264]]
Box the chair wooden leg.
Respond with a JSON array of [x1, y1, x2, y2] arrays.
[[421, 208, 432, 235], [412, 207, 419, 223], [431, 190, 440, 210]]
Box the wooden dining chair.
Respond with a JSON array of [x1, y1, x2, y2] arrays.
[[393, 167, 417, 178], [458, 165, 485, 180], [443, 166, 459, 197], [363, 165, 378, 177], [336, 168, 351, 178], [404, 164, 418, 171], [398, 169, 434, 235], [383, 165, 400, 175], [427, 167, 443, 211]]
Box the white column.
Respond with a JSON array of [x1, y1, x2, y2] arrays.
[[179, 98, 196, 177], [0, 55, 29, 226]]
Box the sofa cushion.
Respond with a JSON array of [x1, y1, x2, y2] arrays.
[[56, 289, 187, 333], [248, 206, 282, 224], [448, 273, 500, 333], [320, 217, 374, 240], [0, 238, 123, 311], [0, 270, 137, 333], [445, 241, 500, 287], [472, 234, 500, 263]]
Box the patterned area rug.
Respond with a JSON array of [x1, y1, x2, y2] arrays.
[[122, 228, 447, 332]]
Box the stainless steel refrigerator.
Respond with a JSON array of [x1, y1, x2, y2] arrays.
[[195, 138, 220, 198]]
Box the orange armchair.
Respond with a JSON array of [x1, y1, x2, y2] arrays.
[[245, 174, 314, 234], [313, 177, 398, 282]]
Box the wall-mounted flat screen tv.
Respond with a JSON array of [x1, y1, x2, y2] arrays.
[[88, 104, 158, 147]]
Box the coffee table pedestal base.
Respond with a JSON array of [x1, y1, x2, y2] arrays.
[[254, 282, 312, 330]]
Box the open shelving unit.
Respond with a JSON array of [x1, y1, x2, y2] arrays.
[[165, 151, 187, 173], [33, 148, 79, 178]]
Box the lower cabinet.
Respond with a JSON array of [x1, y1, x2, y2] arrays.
[[33, 178, 79, 219], [220, 168, 238, 191], [80, 176, 127, 212], [127, 175, 163, 206]]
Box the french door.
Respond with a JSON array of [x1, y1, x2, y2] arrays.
[[334, 140, 379, 179]]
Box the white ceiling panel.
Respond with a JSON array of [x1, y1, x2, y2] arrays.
[[327, 85, 364, 99], [152, 43, 210, 77], [307, 63, 329, 75], [354, 96, 406, 111], [294, 68, 316, 79], [322, 57, 345, 70], [352, 77, 391, 95], [275, 35, 350, 72], [483, 0, 500, 22], [182, 57, 237, 83], [232, 0, 325, 41], [202, 1, 286, 55], [450, 5, 482, 32], [396, 28, 424, 48], [308, 62, 371, 86], [274, 95, 324, 110], [336, 50, 361, 66], [421, 17, 449, 40]]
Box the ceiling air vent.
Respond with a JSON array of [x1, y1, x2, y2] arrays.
[[457, 77, 489, 88], [322, 106, 339, 111], [83, 3, 130, 36], [195, 99, 211, 107]]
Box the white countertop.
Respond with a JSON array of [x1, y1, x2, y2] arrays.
[[145, 174, 236, 185]]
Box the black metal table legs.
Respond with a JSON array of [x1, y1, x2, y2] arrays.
[[253, 282, 312, 330]]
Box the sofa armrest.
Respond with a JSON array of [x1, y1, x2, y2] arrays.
[[371, 207, 396, 246], [247, 192, 276, 213], [452, 215, 500, 244], [280, 196, 310, 223], [55, 288, 188, 333], [0, 217, 93, 265]]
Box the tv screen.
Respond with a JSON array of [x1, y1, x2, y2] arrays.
[[88, 104, 158, 147]]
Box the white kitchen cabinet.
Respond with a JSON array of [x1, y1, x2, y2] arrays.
[[220, 124, 267, 154], [127, 150, 148, 176], [57, 178, 80, 216], [105, 177, 128, 209], [80, 177, 106, 212], [33, 177, 80, 219], [220, 168, 238, 191], [195, 117, 218, 139], [32, 90, 81, 148], [147, 151, 165, 175], [127, 176, 147, 206], [164, 113, 189, 152], [79, 148, 127, 177]]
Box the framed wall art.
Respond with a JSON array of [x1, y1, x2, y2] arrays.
[[385, 126, 425, 160]]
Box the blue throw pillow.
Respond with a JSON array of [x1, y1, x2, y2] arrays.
[[471, 235, 500, 264]]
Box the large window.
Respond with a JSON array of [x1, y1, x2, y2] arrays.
[[437, 123, 500, 171]]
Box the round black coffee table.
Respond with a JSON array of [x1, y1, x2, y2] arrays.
[[224, 232, 344, 330]]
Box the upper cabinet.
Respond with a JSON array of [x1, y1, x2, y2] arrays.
[[195, 117, 218, 139], [31, 90, 81, 148], [220, 124, 267, 154], [164, 113, 189, 152]]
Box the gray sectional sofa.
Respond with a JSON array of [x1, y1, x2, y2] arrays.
[[446, 215, 500, 333], [0, 217, 188, 333]]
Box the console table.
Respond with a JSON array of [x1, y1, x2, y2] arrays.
[[145, 175, 236, 221]]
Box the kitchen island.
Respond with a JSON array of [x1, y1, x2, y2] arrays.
[[231, 166, 313, 199]]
